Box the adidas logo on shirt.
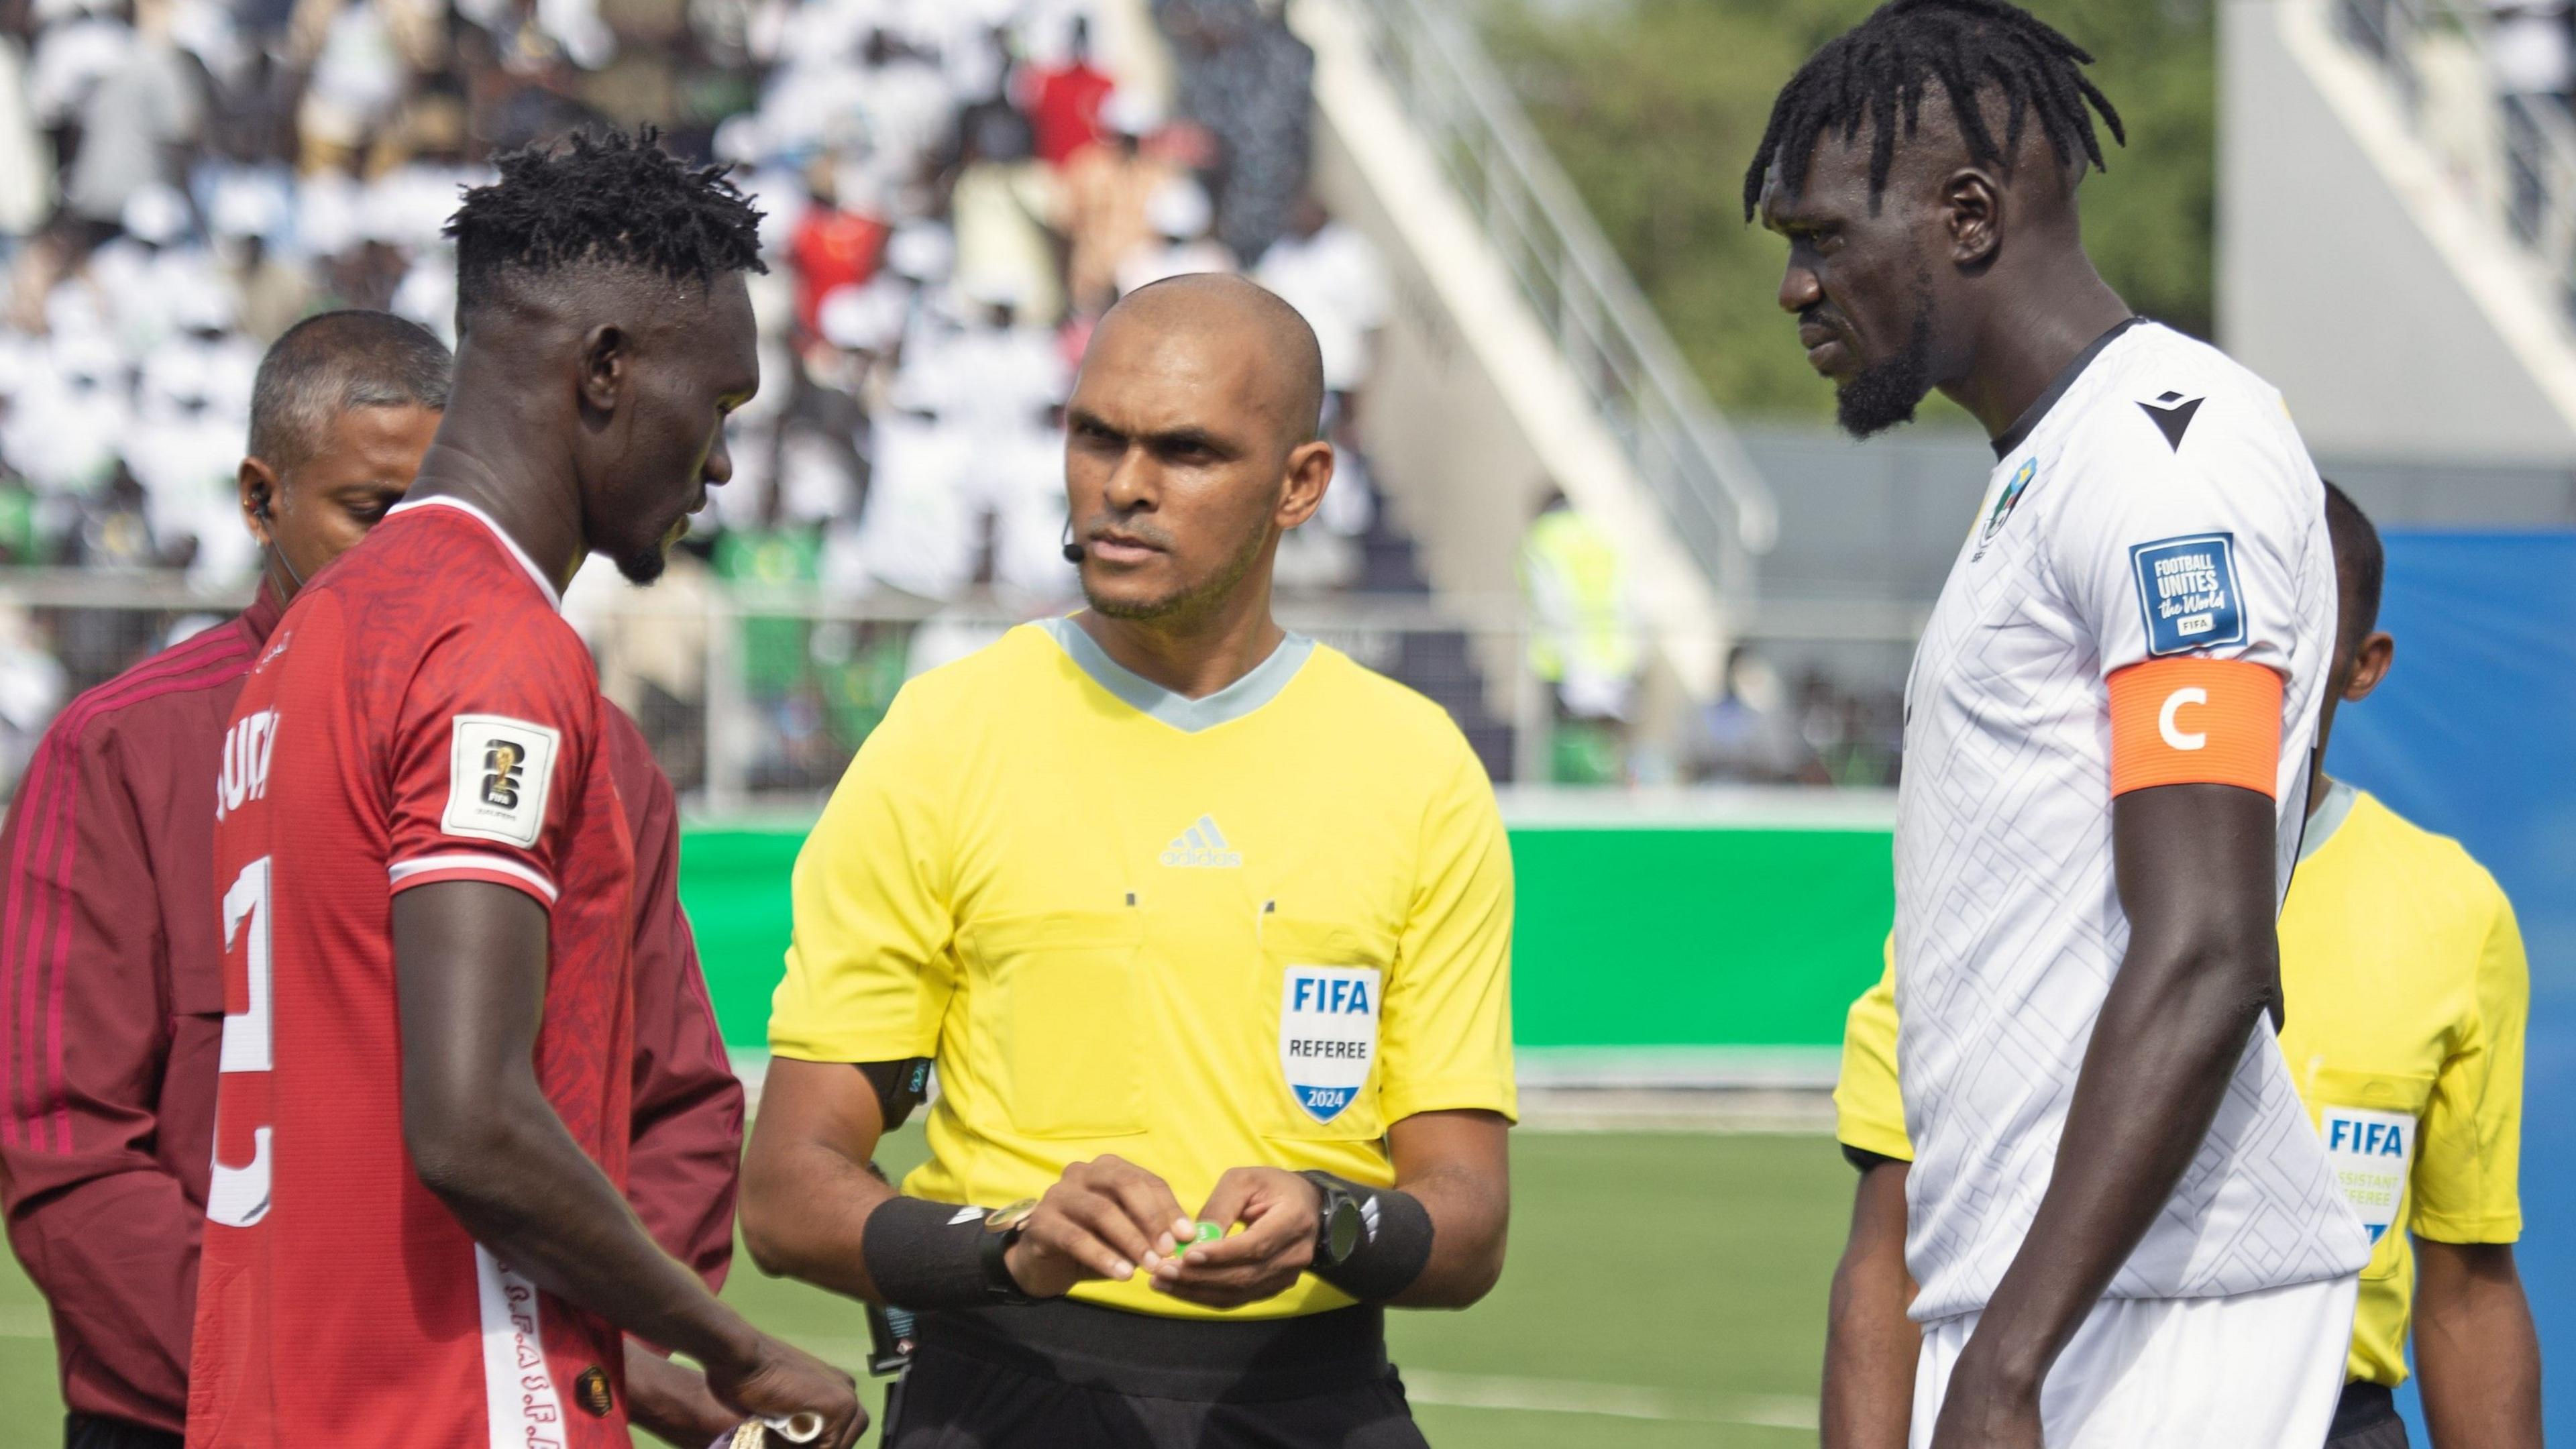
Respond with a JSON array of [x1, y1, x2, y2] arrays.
[[1161, 815, 1242, 869]]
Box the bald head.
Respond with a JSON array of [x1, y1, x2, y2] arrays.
[[1093, 274, 1326, 451], [1061, 272, 1337, 628]]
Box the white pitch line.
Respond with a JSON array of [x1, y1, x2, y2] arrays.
[[1401, 1368, 1816, 1431]]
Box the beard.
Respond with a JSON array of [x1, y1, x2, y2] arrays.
[[1083, 514, 1271, 624], [1833, 281, 1937, 439], [612, 544, 669, 585]]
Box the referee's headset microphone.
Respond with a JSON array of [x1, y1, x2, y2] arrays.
[[1061, 521, 1083, 564], [254, 490, 310, 590]]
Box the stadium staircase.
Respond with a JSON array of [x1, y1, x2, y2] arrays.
[[1284, 0, 1779, 716], [2224, 0, 2576, 469]]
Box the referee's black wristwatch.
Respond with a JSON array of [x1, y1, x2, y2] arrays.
[[1300, 1171, 1366, 1272], [979, 1199, 1041, 1303]]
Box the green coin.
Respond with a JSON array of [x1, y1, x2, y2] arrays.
[[1191, 1221, 1224, 1245]]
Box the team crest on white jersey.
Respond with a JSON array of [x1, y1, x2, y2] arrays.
[[1161, 814, 1241, 868], [1974, 458, 2037, 559]]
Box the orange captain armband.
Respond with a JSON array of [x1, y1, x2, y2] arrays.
[[2106, 657, 2284, 798]]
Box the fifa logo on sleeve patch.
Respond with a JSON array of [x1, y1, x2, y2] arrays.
[[1280, 966, 1380, 1123], [2129, 533, 2245, 657], [443, 714, 559, 847], [2321, 1106, 2413, 1244]]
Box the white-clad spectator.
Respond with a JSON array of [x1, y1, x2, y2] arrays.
[[857, 370, 977, 600], [0, 32, 54, 237], [929, 278, 1066, 435], [1113, 174, 1233, 296], [294, 163, 367, 260], [63, 5, 201, 229], [1254, 193, 1389, 400], [294, 0, 405, 170], [92, 183, 227, 359], [2486, 0, 2573, 99], [27, 0, 130, 129], [983, 420, 1071, 604], [209, 175, 313, 341], [817, 274, 911, 356], [125, 341, 247, 578], [9, 332, 129, 494], [0, 601, 66, 784], [848, 29, 957, 195], [952, 106, 1063, 323]]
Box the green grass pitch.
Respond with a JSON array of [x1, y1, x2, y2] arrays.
[[0, 1131, 1851, 1447]]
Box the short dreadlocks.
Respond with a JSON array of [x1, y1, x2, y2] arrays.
[[447, 127, 765, 318], [1739, 0, 2125, 222]]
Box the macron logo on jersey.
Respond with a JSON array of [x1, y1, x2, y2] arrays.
[[1161, 814, 1242, 868]]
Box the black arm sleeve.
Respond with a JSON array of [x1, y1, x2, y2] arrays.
[[1841, 1143, 1904, 1175], [857, 1059, 934, 1132]]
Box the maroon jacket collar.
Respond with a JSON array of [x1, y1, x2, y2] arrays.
[[239, 578, 286, 648]]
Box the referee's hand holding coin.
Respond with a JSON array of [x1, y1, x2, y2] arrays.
[[1004, 1155, 1198, 1298], [1150, 1168, 1325, 1309]]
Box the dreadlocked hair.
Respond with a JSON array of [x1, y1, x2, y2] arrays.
[[1739, 0, 2125, 222], [448, 126, 766, 314]]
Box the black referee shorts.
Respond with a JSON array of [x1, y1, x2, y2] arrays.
[[2323, 1383, 2408, 1449], [881, 1299, 1430, 1449]]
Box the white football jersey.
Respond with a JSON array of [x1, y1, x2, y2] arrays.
[[1894, 320, 2372, 1323]]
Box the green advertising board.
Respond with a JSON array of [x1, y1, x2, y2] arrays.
[[677, 796, 1895, 1081]]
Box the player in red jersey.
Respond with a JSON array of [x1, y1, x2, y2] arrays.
[[0, 309, 746, 1449], [188, 133, 861, 1449]]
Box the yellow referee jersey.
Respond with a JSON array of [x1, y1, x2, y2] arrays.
[[1835, 782, 2527, 1387], [772, 618, 1517, 1320]]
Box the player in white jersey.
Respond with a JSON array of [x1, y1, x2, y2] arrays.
[[1745, 5, 2371, 1448]]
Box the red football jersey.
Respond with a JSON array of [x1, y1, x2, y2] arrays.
[[189, 497, 637, 1449]]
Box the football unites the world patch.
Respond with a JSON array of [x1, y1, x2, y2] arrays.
[[2129, 533, 2246, 657], [1279, 965, 1380, 1123]]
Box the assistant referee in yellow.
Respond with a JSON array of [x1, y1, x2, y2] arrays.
[[1819, 484, 2542, 1449], [740, 274, 1515, 1448]]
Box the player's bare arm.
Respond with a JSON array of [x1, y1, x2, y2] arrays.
[[1928, 782, 2280, 1448], [1821, 1161, 1917, 1449], [1148, 1110, 1509, 1311], [623, 1343, 739, 1448], [2412, 1239, 2542, 1448], [394, 883, 863, 1446]]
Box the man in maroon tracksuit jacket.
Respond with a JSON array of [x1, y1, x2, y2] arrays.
[[0, 311, 749, 1449]]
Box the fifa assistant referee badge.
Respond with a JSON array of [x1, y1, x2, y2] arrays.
[[980, 1198, 1041, 1303]]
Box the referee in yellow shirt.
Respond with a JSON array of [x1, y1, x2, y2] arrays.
[[739, 274, 1515, 1448], [1819, 483, 2542, 1449]]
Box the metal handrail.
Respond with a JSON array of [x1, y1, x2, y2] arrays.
[[1337, 0, 1779, 602], [2334, 0, 2576, 321]]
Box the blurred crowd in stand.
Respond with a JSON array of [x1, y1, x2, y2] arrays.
[[0, 0, 1401, 793]]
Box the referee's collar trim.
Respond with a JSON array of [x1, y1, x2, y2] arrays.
[[1038, 616, 1314, 733], [2298, 777, 2359, 865]]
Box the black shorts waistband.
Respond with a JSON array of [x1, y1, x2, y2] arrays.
[[2331, 1381, 2399, 1438], [911, 1299, 1391, 1403]]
